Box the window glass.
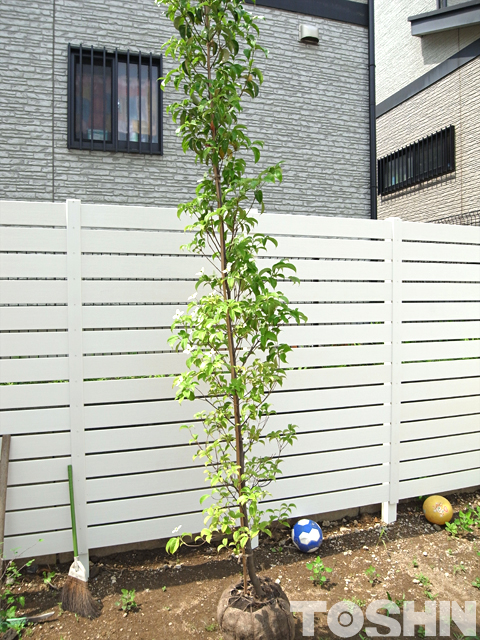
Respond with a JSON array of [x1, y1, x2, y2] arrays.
[[118, 61, 158, 144], [75, 58, 112, 142]]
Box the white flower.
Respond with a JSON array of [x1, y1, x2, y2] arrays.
[[183, 345, 193, 355], [207, 349, 216, 359], [173, 309, 183, 320], [222, 264, 231, 274], [172, 525, 182, 534], [195, 267, 205, 277], [188, 292, 198, 300]]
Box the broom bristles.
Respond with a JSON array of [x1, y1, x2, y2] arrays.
[[61, 575, 102, 619]]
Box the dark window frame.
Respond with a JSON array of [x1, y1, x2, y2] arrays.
[[377, 126, 455, 196], [68, 44, 163, 155]]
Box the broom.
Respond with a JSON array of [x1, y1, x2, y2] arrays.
[[61, 465, 101, 618]]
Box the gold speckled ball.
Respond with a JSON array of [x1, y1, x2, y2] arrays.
[[423, 495, 453, 525]]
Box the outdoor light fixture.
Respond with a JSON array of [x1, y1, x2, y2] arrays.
[[299, 24, 319, 44]]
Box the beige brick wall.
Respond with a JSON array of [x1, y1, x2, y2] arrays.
[[375, 0, 480, 103], [376, 56, 480, 222]]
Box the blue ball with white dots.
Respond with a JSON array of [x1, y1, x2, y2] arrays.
[[292, 519, 323, 553]]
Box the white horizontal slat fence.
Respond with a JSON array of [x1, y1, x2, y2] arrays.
[[0, 200, 479, 563]]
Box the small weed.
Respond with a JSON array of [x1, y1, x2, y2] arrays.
[[458, 509, 475, 533], [162, 585, 167, 592], [472, 505, 480, 526], [342, 598, 366, 612], [205, 621, 217, 632], [416, 573, 430, 588], [445, 520, 459, 537], [376, 526, 388, 550], [447, 548, 453, 556], [42, 570, 56, 587], [0, 557, 35, 634], [386, 591, 406, 611], [306, 556, 332, 587], [472, 577, 480, 589], [365, 565, 380, 585], [115, 588, 138, 614], [453, 632, 480, 640], [346, 596, 366, 607], [446, 508, 477, 537], [416, 573, 438, 600], [271, 546, 283, 553], [412, 557, 419, 568], [453, 564, 466, 574], [417, 625, 426, 638]]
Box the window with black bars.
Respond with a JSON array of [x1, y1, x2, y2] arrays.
[[377, 126, 455, 196], [68, 45, 162, 154]]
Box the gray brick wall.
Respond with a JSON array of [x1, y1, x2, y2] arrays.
[[376, 56, 480, 222], [0, 0, 54, 200], [375, 0, 480, 103], [0, 0, 371, 218]]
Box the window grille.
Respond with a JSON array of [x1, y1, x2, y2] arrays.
[[68, 45, 162, 154], [377, 125, 455, 196]]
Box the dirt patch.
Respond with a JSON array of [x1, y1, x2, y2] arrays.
[[6, 491, 480, 639]]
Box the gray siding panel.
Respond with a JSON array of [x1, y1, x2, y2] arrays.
[[1, 0, 370, 218], [0, 0, 54, 200]]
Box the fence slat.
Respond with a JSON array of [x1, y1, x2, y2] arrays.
[[0, 358, 69, 384], [0, 200, 66, 226], [402, 262, 480, 282], [402, 359, 480, 382], [0, 227, 66, 252], [403, 242, 480, 263], [402, 302, 480, 321], [0, 382, 69, 409], [0, 254, 67, 278], [402, 283, 480, 302], [402, 340, 480, 362], [0, 281, 68, 305], [400, 450, 479, 480], [400, 395, 480, 422], [0, 306, 68, 331], [400, 414, 480, 441], [402, 321, 480, 342], [400, 433, 480, 461], [401, 377, 480, 402], [1, 332, 68, 357], [399, 469, 480, 501]]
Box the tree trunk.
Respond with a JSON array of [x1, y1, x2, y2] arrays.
[[205, 15, 263, 599]]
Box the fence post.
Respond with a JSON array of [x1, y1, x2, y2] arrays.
[[66, 199, 89, 575], [382, 217, 402, 524]]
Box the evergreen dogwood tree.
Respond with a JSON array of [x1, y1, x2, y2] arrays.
[[159, 0, 306, 599]]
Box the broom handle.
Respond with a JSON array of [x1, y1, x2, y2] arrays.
[[67, 465, 79, 558]]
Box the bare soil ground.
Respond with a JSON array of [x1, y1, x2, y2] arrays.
[[5, 491, 480, 640]]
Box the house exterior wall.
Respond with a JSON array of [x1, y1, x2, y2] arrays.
[[0, 0, 371, 218], [375, 0, 480, 103], [376, 56, 480, 222]]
